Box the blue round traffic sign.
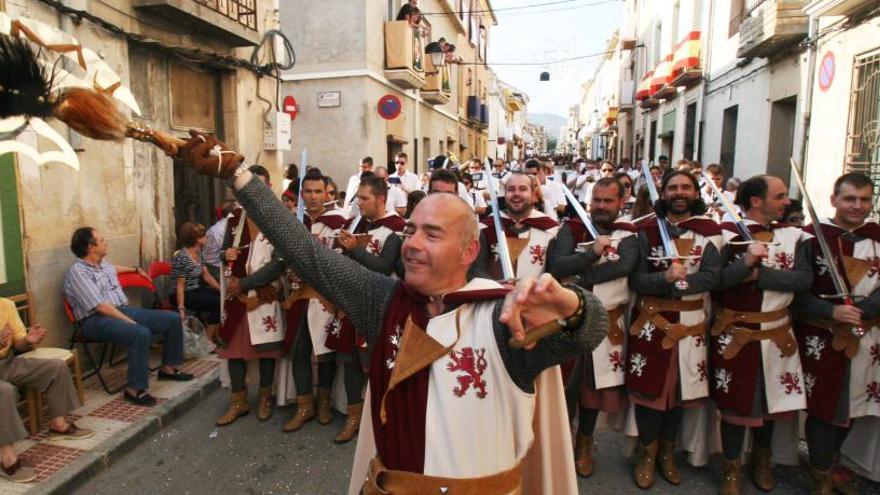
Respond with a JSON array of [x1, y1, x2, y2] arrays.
[[378, 95, 402, 120]]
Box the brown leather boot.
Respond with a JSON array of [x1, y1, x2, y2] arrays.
[[810, 467, 834, 495], [283, 394, 315, 432], [831, 454, 858, 495], [750, 446, 775, 491], [574, 433, 594, 478], [656, 437, 682, 485], [633, 440, 658, 489], [316, 388, 333, 425], [256, 386, 273, 421], [216, 390, 249, 426], [719, 457, 742, 495], [333, 403, 363, 444]]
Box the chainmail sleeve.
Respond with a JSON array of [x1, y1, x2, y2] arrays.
[[234, 176, 397, 343]]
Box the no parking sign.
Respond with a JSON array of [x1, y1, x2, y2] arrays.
[[377, 95, 402, 120], [819, 51, 835, 92]]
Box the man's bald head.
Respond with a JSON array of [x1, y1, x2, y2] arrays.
[[413, 193, 477, 246]]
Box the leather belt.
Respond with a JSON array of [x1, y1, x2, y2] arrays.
[[802, 317, 880, 359], [363, 456, 522, 495], [282, 284, 335, 313], [606, 304, 626, 346], [236, 285, 278, 311], [712, 307, 795, 359], [629, 297, 706, 350]]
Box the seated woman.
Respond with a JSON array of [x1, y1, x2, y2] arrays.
[[169, 222, 221, 342]]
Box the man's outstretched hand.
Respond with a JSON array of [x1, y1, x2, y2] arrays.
[[499, 273, 580, 350], [177, 130, 244, 178]]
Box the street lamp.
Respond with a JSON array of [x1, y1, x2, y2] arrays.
[[425, 42, 445, 75]]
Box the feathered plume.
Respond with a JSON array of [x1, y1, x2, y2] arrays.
[[0, 33, 55, 120]]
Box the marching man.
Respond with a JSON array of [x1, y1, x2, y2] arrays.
[[327, 174, 405, 443], [712, 175, 812, 494], [793, 172, 880, 495], [627, 171, 722, 489], [217, 165, 285, 426], [281, 168, 349, 433], [547, 176, 638, 478], [174, 133, 609, 494]]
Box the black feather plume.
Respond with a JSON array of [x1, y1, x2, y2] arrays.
[[0, 33, 55, 120]]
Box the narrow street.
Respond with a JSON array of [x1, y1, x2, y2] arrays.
[[71, 386, 837, 495]]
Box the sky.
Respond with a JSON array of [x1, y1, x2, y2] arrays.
[[487, 0, 624, 118]]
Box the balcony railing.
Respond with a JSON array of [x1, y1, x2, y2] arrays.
[[133, 0, 261, 45], [193, 0, 256, 30], [384, 21, 426, 90], [671, 31, 702, 87], [737, 0, 808, 58], [423, 58, 451, 105]]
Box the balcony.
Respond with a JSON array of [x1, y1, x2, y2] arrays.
[[737, 0, 808, 59], [806, 0, 875, 17], [619, 80, 635, 113], [467, 96, 481, 125], [650, 54, 677, 100], [133, 0, 260, 46], [384, 21, 426, 90], [422, 58, 451, 105], [636, 71, 658, 109], [671, 31, 702, 87]]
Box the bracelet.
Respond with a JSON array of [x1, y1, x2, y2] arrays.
[[558, 285, 587, 329]]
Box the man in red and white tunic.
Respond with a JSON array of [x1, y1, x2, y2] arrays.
[[793, 172, 880, 494], [627, 171, 722, 489], [328, 174, 405, 443], [281, 168, 349, 433], [713, 175, 811, 494], [547, 176, 637, 478], [173, 132, 609, 495], [472, 172, 578, 492]]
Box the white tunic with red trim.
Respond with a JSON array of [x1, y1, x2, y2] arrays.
[[713, 221, 807, 415], [303, 210, 348, 355], [479, 210, 560, 281]]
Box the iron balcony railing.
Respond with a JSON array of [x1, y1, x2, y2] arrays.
[[192, 0, 257, 31]]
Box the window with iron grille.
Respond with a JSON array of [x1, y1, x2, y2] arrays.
[[192, 0, 257, 31], [845, 49, 880, 213]]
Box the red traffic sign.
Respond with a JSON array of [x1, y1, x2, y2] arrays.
[[818, 51, 835, 92], [497, 137, 506, 145], [283, 95, 298, 120], [377, 94, 402, 120]]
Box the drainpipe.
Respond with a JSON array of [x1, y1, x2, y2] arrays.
[[694, 0, 715, 162], [797, 16, 820, 182]]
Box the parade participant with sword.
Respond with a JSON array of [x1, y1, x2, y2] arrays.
[[175, 133, 609, 494], [627, 169, 721, 489], [710, 174, 812, 495], [547, 176, 638, 479], [791, 168, 880, 495]]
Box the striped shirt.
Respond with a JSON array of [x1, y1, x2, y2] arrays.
[[63, 258, 128, 321], [203, 218, 227, 268], [169, 249, 205, 294]]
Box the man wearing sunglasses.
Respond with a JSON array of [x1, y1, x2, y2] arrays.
[[389, 152, 420, 195]]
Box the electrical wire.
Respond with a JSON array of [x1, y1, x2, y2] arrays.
[[454, 47, 618, 66]]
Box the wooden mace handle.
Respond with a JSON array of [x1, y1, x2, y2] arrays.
[[125, 123, 188, 157], [508, 319, 563, 349]]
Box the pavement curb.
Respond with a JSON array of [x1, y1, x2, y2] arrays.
[[29, 369, 221, 495]]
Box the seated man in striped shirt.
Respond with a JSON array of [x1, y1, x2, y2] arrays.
[[62, 227, 193, 406]]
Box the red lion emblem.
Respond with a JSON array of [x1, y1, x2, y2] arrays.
[[871, 344, 880, 367], [529, 245, 547, 265], [262, 315, 278, 332], [367, 238, 381, 255], [446, 347, 488, 398], [697, 360, 707, 382], [774, 252, 794, 271], [779, 371, 803, 395], [608, 350, 624, 372], [867, 382, 880, 404], [689, 245, 703, 267]]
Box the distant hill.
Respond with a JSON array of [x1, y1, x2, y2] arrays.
[[527, 113, 566, 138]]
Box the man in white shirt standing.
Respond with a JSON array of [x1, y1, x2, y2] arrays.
[[525, 159, 565, 221], [388, 152, 420, 194], [343, 156, 374, 210], [374, 166, 408, 216]]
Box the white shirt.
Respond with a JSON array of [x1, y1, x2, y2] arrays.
[[389, 170, 421, 194], [541, 181, 566, 221], [386, 185, 408, 213]]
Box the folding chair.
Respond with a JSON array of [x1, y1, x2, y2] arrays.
[[65, 298, 124, 395]]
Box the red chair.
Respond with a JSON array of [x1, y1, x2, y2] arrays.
[[147, 261, 174, 310]]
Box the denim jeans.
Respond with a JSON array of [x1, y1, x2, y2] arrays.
[[80, 306, 184, 390]]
